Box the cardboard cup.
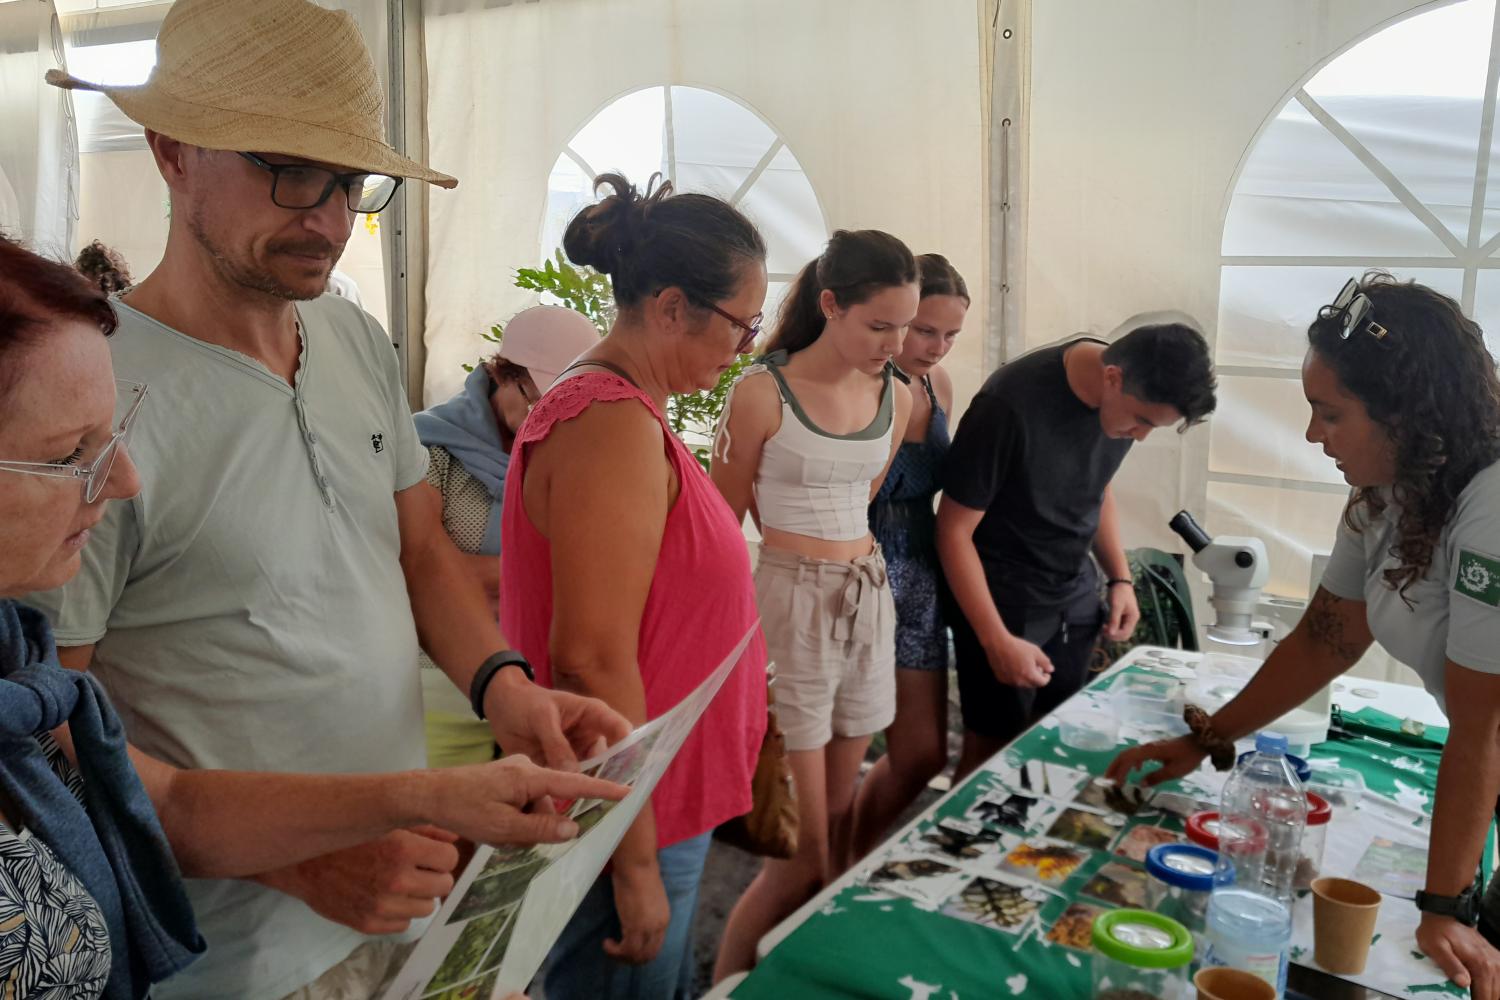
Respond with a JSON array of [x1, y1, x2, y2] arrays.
[[1312, 876, 1383, 975], [1194, 966, 1276, 1000]]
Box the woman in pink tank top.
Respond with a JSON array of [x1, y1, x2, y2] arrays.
[[499, 173, 768, 1000]]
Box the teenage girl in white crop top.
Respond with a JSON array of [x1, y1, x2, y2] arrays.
[[710, 230, 918, 981]]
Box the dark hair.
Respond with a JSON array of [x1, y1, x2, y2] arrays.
[[765, 229, 918, 356], [917, 253, 969, 304], [1101, 320, 1216, 430], [562, 173, 766, 311], [75, 239, 132, 295], [1309, 272, 1500, 601], [484, 355, 528, 385], [0, 234, 117, 399]]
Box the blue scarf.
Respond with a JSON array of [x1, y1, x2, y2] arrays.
[[413, 365, 508, 554], [0, 601, 204, 999]]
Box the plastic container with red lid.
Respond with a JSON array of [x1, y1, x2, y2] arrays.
[[1186, 811, 1223, 850], [1188, 793, 1331, 891], [1296, 792, 1332, 890]]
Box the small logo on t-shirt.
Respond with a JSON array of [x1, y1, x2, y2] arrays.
[[371, 432, 385, 454], [1455, 549, 1500, 607]]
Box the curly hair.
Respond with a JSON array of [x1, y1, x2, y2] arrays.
[[74, 239, 132, 295], [1308, 272, 1500, 601]]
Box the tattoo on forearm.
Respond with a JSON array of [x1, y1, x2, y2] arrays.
[[1303, 589, 1362, 662]]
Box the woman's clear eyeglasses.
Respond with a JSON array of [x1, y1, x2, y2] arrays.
[[1321, 278, 1389, 341], [0, 380, 147, 502]]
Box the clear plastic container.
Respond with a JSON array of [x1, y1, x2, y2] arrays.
[[1203, 888, 1292, 996], [1145, 843, 1226, 942], [1306, 763, 1366, 809], [1295, 792, 1332, 891], [1092, 908, 1195, 1000], [1058, 708, 1122, 751], [1118, 674, 1184, 725]]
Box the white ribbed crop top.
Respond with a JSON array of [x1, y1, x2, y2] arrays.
[[718, 351, 895, 542]]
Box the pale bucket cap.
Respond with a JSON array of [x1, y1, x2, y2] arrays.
[[498, 306, 602, 390], [45, 0, 456, 188]]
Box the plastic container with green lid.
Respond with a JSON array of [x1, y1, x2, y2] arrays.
[[1091, 908, 1195, 999]]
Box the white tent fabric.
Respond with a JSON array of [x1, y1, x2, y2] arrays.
[[420, 0, 987, 408], [536, 84, 830, 326], [1024, 0, 1454, 683], [1213, 2, 1500, 605], [0, 0, 77, 256], [1023, 0, 1434, 584]]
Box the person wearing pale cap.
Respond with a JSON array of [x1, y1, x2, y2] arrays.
[[26, 2, 628, 999], [413, 305, 599, 769], [937, 311, 1217, 781]]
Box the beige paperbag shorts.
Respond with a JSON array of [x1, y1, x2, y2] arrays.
[[754, 545, 896, 752]]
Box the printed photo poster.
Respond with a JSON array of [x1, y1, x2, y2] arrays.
[[380, 621, 761, 1000]]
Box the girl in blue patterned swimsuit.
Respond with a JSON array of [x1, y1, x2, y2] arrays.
[[850, 254, 970, 859]]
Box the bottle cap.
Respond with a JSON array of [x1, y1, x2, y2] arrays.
[[1255, 731, 1289, 755]]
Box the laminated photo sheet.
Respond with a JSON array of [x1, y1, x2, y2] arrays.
[[380, 621, 760, 1000]]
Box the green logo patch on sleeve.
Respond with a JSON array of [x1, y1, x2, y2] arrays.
[[1454, 549, 1500, 607]]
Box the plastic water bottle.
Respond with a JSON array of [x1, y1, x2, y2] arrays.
[[1215, 731, 1307, 905], [1203, 732, 1305, 997], [1204, 887, 1293, 996]]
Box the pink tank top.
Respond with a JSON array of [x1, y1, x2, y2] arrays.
[[499, 371, 767, 849]]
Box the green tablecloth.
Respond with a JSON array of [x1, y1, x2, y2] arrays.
[[732, 660, 1470, 1000]]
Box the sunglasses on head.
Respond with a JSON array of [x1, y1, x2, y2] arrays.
[[1320, 278, 1389, 341]]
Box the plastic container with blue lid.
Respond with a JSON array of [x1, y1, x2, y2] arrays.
[[1145, 842, 1228, 942]]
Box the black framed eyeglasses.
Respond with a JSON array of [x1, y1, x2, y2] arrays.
[[239, 152, 403, 214], [1320, 278, 1389, 341]]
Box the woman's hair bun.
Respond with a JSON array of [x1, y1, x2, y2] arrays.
[[562, 173, 673, 280]]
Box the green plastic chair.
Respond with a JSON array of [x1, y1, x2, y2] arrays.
[[1091, 547, 1198, 673]]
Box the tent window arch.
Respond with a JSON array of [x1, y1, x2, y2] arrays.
[[540, 85, 829, 320], [1211, 0, 1500, 598]]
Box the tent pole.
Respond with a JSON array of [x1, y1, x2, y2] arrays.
[[386, 0, 429, 409]]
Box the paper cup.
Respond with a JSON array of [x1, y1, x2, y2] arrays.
[[1194, 967, 1276, 1000], [1311, 876, 1383, 974]]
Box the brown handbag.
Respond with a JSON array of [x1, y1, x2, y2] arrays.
[[714, 674, 800, 858]]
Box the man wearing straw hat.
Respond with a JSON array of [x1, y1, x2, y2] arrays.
[[31, 1, 628, 997]]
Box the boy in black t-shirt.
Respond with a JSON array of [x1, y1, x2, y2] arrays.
[[937, 315, 1216, 779]]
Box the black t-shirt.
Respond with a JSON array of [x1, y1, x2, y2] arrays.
[[942, 339, 1131, 609]]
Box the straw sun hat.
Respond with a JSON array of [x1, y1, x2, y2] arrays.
[[45, 0, 456, 189]]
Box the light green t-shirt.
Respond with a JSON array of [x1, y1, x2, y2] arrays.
[[27, 294, 429, 1000], [1319, 458, 1500, 713]]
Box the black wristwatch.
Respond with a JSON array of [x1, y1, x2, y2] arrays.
[[469, 650, 534, 720], [1416, 885, 1481, 926]]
